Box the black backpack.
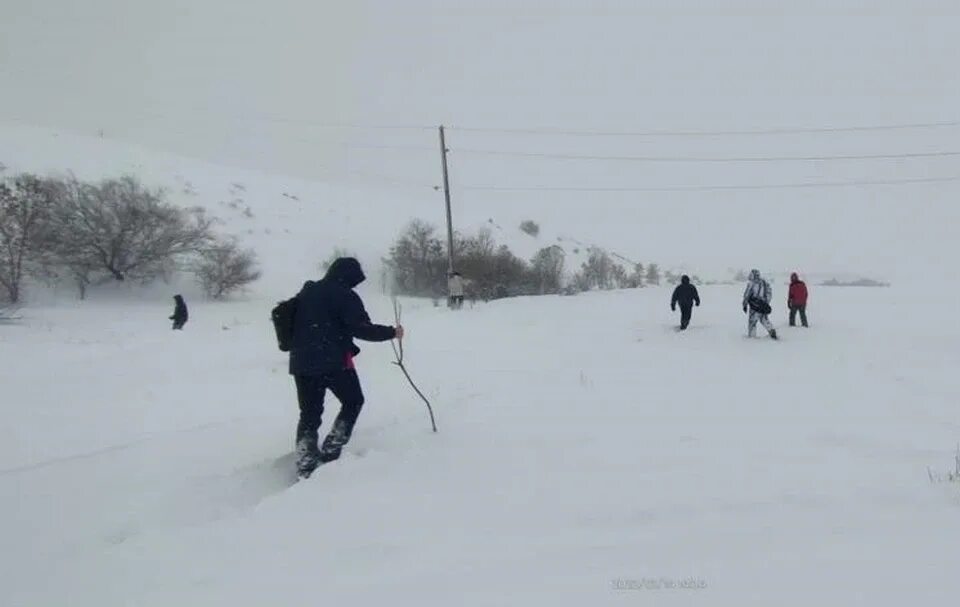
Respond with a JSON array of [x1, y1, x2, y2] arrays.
[[271, 296, 298, 352]]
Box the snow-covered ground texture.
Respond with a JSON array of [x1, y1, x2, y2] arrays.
[[2, 284, 959, 606]]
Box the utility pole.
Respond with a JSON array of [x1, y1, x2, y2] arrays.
[[438, 125, 455, 274]]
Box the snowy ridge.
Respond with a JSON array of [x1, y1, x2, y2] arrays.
[[0, 122, 639, 297]]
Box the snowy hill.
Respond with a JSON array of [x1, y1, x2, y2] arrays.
[[5, 119, 957, 293], [2, 123, 960, 606], [0, 122, 651, 297], [3, 4, 960, 603]]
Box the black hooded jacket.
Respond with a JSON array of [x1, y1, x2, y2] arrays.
[[171, 295, 188, 323], [671, 276, 701, 309], [289, 258, 396, 376]]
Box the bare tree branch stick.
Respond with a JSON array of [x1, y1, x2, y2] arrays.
[[391, 297, 437, 432]]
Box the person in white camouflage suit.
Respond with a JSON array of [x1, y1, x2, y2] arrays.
[[742, 269, 778, 340]]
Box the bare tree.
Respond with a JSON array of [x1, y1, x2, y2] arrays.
[[46, 176, 213, 296], [387, 219, 446, 296], [530, 245, 565, 294], [195, 239, 262, 299], [611, 263, 629, 289], [645, 263, 661, 286], [627, 263, 645, 288], [579, 247, 617, 290], [0, 174, 56, 303]]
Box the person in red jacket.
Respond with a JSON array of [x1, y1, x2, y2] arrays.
[[787, 272, 809, 327]]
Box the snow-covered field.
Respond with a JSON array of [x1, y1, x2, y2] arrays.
[[4, 5, 960, 602], [3, 284, 959, 605]]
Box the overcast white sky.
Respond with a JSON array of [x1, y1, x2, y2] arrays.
[[2, 0, 959, 279]]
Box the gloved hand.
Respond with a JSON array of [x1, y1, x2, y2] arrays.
[[742, 304, 748, 314], [671, 305, 676, 312], [695, 302, 700, 307]]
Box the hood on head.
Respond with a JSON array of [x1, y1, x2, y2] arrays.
[[325, 257, 366, 287], [680, 275, 690, 285], [791, 272, 799, 283], [174, 294, 184, 302], [748, 269, 762, 282]]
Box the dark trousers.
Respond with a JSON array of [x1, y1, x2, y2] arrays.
[[294, 370, 365, 451], [789, 305, 808, 327], [679, 304, 693, 330]]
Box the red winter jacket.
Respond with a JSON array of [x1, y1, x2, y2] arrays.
[[788, 273, 809, 307]]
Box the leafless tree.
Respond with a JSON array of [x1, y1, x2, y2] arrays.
[[530, 245, 565, 294], [645, 263, 661, 286], [195, 239, 262, 299], [577, 247, 617, 290], [0, 174, 57, 303], [45, 176, 214, 296], [387, 220, 446, 296]]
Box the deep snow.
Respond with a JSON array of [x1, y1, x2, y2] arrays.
[[2, 284, 959, 606]]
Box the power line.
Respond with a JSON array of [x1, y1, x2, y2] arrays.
[[341, 143, 437, 152], [452, 148, 960, 163], [460, 174, 960, 193], [321, 168, 439, 191], [450, 120, 960, 138], [142, 110, 435, 132]]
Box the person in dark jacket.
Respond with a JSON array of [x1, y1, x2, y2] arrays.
[[670, 275, 701, 330], [787, 272, 809, 327], [169, 295, 188, 330], [289, 257, 402, 476]]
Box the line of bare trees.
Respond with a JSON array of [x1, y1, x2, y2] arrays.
[[385, 219, 663, 300], [0, 173, 260, 303]]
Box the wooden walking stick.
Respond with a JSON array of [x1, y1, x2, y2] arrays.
[[391, 298, 438, 433]]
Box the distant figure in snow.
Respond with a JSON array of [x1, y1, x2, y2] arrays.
[[448, 271, 465, 309], [169, 295, 188, 330], [787, 272, 809, 328], [742, 269, 778, 340], [289, 257, 403, 477], [670, 275, 700, 330]]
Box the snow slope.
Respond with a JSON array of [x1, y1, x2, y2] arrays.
[[2, 284, 959, 605], [0, 122, 629, 296], [5, 120, 959, 289]]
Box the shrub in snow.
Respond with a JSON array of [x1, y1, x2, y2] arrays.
[[519, 220, 540, 237], [195, 239, 262, 299], [927, 445, 960, 484]]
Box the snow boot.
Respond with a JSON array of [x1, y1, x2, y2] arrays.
[[770, 329, 779, 340], [296, 436, 321, 478], [318, 419, 353, 464]]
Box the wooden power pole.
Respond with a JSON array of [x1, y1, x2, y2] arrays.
[[438, 125, 455, 274]]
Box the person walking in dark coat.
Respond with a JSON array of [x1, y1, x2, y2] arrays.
[[289, 257, 403, 477], [670, 275, 701, 330], [787, 272, 809, 327], [169, 295, 188, 330]]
